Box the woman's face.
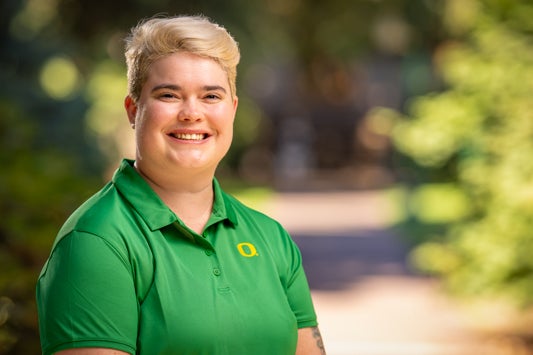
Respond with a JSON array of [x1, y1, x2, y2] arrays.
[[125, 52, 238, 181]]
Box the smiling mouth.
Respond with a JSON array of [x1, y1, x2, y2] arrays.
[[170, 133, 208, 141]]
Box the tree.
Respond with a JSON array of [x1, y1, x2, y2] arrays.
[[391, 0, 533, 306], [0, 0, 101, 352]]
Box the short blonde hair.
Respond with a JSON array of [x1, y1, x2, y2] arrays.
[[125, 15, 240, 101]]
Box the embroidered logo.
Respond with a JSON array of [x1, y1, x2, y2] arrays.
[[236, 242, 259, 257]]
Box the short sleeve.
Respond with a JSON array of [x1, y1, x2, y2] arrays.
[[36, 231, 138, 355], [285, 236, 318, 328]]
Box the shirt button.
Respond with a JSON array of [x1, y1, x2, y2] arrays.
[[213, 268, 221, 276], [205, 249, 213, 256]]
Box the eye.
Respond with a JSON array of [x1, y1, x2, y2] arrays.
[[156, 92, 182, 102], [204, 93, 223, 101], [159, 92, 177, 99]]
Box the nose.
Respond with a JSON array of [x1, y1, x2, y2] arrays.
[[178, 99, 202, 122]]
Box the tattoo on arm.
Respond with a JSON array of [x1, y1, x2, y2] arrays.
[[312, 326, 326, 354]]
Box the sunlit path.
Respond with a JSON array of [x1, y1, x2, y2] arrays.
[[261, 190, 524, 355], [311, 276, 481, 355]]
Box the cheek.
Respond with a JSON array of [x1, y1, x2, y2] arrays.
[[137, 104, 172, 128], [221, 118, 235, 143], [214, 106, 236, 128]]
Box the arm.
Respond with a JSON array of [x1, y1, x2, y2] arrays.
[[55, 349, 130, 355], [37, 232, 138, 355], [296, 326, 326, 355]]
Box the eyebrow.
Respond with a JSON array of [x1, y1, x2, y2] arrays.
[[151, 84, 227, 94]]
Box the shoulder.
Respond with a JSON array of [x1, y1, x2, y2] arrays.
[[53, 181, 138, 252], [222, 190, 285, 231], [43, 181, 154, 296], [60, 182, 125, 231]]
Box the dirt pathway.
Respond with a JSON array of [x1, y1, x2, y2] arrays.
[[261, 190, 518, 355]]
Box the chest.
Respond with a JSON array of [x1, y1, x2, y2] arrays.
[[136, 223, 298, 354]]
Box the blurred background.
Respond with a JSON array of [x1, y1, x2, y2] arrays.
[[1, 0, 533, 353]]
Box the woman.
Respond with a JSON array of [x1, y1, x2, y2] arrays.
[[37, 15, 325, 354]]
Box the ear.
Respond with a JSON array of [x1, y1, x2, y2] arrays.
[[124, 95, 137, 126], [232, 95, 239, 112]]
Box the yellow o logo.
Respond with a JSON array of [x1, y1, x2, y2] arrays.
[[237, 242, 258, 257]]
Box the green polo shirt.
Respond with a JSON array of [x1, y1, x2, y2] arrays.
[[37, 159, 317, 355]]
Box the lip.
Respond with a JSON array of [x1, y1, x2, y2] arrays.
[[166, 129, 212, 142]]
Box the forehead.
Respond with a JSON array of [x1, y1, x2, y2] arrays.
[[145, 52, 228, 87]]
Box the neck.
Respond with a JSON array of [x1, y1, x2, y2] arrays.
[[165, 186, 214, 234], [135, 164, 215, 234]]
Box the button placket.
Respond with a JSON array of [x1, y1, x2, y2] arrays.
[[202, 229, 225, 281], [205, 247, 229, 293], [203, 247, 222, 277]]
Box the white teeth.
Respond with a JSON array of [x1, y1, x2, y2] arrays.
[[174, 133, 205, 140]]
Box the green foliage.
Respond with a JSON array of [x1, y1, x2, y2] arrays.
[[0, 2, 102, 352], [0, 100, 99, 353], [408, 183, 472, 224], [392, 0, 533, 306]]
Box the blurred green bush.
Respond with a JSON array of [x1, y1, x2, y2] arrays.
[[389, 0, 533, 307], [0, 100, 99, 354]]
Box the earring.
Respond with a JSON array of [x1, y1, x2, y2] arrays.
[[131, 123, 135, 129]]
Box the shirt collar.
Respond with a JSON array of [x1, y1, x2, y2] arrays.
[[212, 177, 238, 227], [113, 159, 237, 231]]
